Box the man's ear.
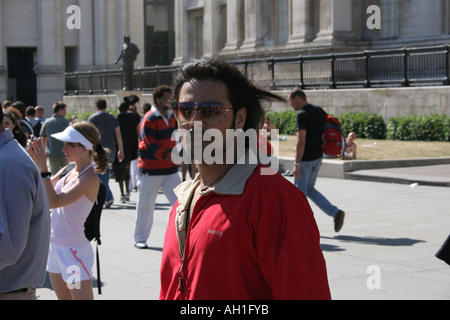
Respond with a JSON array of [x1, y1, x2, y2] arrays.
[[235, 108, 247, 130]]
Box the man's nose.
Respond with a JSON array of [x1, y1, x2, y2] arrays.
[[188, 109, 202, 126]]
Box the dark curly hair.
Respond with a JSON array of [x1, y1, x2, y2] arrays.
[[173, 58, 285, 132]]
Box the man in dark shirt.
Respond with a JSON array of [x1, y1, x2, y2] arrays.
[[289, 88, 345, 232], [40, 102, 70, 175], [88, 99, 125, 208]]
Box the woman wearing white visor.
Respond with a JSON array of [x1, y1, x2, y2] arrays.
[[28, 122, 108, 300]]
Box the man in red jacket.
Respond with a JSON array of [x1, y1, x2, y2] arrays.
[[159, 58, 331, 300]]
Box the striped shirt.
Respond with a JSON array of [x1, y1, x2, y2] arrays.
[[138, 106, 178, 176]]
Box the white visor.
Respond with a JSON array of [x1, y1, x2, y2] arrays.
[[51, 126, 94, 151]]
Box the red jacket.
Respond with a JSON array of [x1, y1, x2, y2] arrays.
[[160, 163, 331, 300]]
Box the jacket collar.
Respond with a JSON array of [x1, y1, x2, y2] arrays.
[[0, 129, 14, 148], [174, 153, 258, 259], [151, 106, 173, 120]]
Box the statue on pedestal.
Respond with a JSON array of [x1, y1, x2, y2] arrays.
[[114, 35, 140, 91]]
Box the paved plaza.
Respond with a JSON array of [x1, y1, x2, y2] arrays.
[[37, 166, 450, 300]]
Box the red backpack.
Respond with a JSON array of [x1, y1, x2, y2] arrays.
[[322, 115, 345, 157]]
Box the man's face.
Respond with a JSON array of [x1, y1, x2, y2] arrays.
[[289, 94, 305, 111], [177, 79, 247, 164], [288, 94, 301, 111], [156, 92, 173, 111]]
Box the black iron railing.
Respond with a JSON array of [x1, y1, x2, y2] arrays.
[[65, 44, 450, 95]]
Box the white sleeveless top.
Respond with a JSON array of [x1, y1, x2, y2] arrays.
[[50, 164, 95, 247]]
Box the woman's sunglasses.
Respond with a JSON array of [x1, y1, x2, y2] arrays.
[[173, 101, 233, 125]]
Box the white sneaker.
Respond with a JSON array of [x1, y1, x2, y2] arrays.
[[134, 242, 148, 249], [104, 199, 114, 208], [120, 195, 127, 203], [125, 192, 130, 201]]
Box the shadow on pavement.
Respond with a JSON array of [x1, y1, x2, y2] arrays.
[[320, 235, 425, 252]]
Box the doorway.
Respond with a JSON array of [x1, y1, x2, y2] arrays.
[[144, 0, 175, 66], [7, 48, 37, 106]]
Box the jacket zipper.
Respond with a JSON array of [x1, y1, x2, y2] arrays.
[[177, 192, 212, 294], [179, 259, 184, 292]]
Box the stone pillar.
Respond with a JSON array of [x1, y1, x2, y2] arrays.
[[444, 0, 450, 34], [203, 0, 220, 57], [107, 0, 119, 68], [93, 0, 101, 66], [241, 0, 264, 49], [173, 0, 188, 65], [315, 0, 334, 43], [98, 0, 108, 67], [288, 0, 316, 45], [127, 0, 145, 68], [78, 0, 94, 70], [223, 0, 244, 50], [332, 0, 357, 41], [38, 0, 64, 68], [36, 0, 65, 108]]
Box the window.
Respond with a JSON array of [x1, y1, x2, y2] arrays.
[[381, 0, 399, 39], [276, 0, 289, 45], [144, 0, 175, 66]]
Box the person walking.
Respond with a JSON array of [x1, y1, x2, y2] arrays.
[[288, 88, 345, 232], [134, 85, 181, 249], [159, 58, 331, 300], [28, 122, 108, 300], [88, 99, 125, 208], [124, 95, 142, 193], [0, 106, 50, 301], [40, 102, 70, 175], [113, 102, 140, 203]]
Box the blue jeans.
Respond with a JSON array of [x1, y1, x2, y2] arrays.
[[294, 158, 338, 218], [98, 168, 113, 203]]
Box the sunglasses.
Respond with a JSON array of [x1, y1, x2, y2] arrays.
[[173, 101, 233, 125]]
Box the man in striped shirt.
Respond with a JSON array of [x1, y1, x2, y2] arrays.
[[134, 85, 181, 249]]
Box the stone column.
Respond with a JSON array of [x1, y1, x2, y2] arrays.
[[315, 0, 334, 43], [241, 0, 264, 49], [36, 0, 65, 108], [223, 0, 244, 51], [93, 0, 101, 66], [445, 0, 450, 34], [203, 0, 220, 57], [288, 0, 316, 45], [127, 0, 145, 67], [332, 0, 357, 41], [38, 0, 64, 68], [98, 0, 108, 67], [107, 0, 119, 68], [173, 0, 188, 65], [78, 0, 94, 70]]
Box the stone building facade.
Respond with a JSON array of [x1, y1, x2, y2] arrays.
[[1, 0, 450, 111], [174, 0, 450, 63], [0, 0, 145, 110]]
